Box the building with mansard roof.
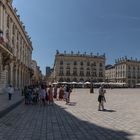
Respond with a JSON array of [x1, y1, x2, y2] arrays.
[[53, 50, 106, 83], [0, 0, 33, 92], [31, 60, 43, 85]]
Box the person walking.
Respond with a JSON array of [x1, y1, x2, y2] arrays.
[[65, 85, 72, 104], [23, 86, 29, 104], [68, 86, 72, 103], [48, 85, 54, 105], [64, 85, 69, 104], [39, 85, 46, 106], [7, 85, 14, 100], [59, 86, 64, 100], [53, 85, 57, 99], [98, 85, 106, 111]]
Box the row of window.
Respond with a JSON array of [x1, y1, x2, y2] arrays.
[[60, 67, 103, 71], [59, 72, 103, 77], [116, 71, 140, 75], [128, 76, 140, 78], [116, 66, 140, 70], [2, 8, 32, 67], [60, 61, 103, 67]]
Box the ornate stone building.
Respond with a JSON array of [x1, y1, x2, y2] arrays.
[[105, 57, 140, 87], [53, 51, 105, 83], [0, 0, 33, 92], [45, 66, 54, 85], [105, 65, 115, 82], [31, 60, 42, 85]]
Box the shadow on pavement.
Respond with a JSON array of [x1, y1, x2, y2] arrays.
[[0, 102, 134, 140], [102, 109, 116, 112], [67, 102, 77, 106], [54, 103, 133, 140]]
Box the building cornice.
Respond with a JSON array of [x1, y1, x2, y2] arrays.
[[0, 0, 33, 51]]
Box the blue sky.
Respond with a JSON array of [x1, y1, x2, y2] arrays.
[[13, 0, 140, 74]]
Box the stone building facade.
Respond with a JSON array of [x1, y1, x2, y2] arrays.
[[53, 51, 105, 83], [0, 0, 33, 92], [45, 66, 53, 85], [31, 60, 43, 85], [105, 57, 140, 87], [105, 65, 116, 82]]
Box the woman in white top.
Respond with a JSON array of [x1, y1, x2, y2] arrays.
[[7, 85, 14, 100]]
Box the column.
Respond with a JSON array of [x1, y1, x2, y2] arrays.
[[13, 64, 16, 87], [0, 53, 2, 92], [18, 67, 21, 89], [21, 68, 23, 89], [15, 65, 18, 88], [21, 68, 23, 88], [23, 69, 25, 87], [0, 4, 2, 29], [27, 71, 30, 85], [7, 65, 10, 85], [3, 7, 6, 40], [10, 62, 13, 86], [4, 65, 9, 86]]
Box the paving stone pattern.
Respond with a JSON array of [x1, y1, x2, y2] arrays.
[[0, 88, 140, 140], [0, 91, 23, 118]]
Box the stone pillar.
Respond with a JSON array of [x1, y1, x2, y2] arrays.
[[3, 7, 6, 40], [0, 4, 2, 29], [10, 62, 13, 86], [20, 67, 22, 89], [18, 67, 21, 89], [27, 71, 29, 85], [4, 65, 9, 86], [28, 71, 30, 85], [13, 64, 16, 87], [0, 53, 2, 92], [21, 69, 23, 88], [23, 69, 25, 88], [22, 69, 25, 87], [15, 65, 18, 88], [7, 65, 10, 85]]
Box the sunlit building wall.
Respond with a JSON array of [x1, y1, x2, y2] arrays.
[[53, 50, 105, 83], [0, 0, 33, 92]]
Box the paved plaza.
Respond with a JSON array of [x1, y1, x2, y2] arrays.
[[0, 91, 23, 118], [0, 88, 140, 140]]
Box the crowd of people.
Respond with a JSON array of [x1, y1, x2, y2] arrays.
[[6, 83, 107, 111], [22, 84, 72, 106]]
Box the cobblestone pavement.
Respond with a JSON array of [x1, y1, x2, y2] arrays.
[[0, 90, 23, 118], [0, 88, 140, 140]]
